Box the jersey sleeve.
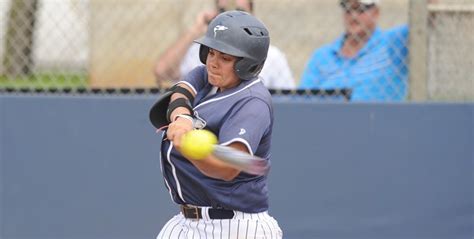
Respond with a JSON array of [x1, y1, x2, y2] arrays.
[[218, 98, 271, 155], [177, 65, 208, 95]]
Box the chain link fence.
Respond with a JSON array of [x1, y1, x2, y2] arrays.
[[0, 0, 472, 101], [426, 1, 474, 101]]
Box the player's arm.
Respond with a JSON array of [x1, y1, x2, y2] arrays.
[[185, 99, 271, 181], [183, 142, 244, 181], [166, 83, 197, 143], [150, 80, 243, 181]]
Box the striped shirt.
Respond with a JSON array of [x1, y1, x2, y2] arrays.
[[299, 25, 409, 101]]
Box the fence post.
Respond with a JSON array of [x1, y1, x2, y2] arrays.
[[408, 0, 429, 101], [3, 0, 39, 77]]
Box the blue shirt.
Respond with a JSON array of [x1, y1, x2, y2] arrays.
[[160, 66, 273, 213], [299, 25, 409, 101]]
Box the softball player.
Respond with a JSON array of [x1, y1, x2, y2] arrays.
[[150, 10, 282, 239]]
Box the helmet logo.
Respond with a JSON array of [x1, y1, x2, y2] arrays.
[[213, 25, 228, 38]]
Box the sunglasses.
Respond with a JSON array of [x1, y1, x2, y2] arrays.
[[341, 3, 375, 14]]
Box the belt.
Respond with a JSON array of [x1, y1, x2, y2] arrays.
[[180, 205, 235, 219]]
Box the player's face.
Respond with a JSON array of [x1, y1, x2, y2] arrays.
[[342, 1, 379, 38], [206, 48, 240, 91]]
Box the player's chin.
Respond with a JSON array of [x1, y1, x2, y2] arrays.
[[208, 75, 221, 86]]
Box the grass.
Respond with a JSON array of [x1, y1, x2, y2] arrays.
[[0, 73, 88, 90]]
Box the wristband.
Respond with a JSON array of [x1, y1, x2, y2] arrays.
[[166, 98, 193, 123], [170, 85, 195, 104], [174, 114, 206, 129]]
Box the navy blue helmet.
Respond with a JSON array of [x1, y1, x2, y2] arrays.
[[195, 10, 270, 80]]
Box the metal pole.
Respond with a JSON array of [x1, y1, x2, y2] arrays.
[[408, 0, 429, 101]]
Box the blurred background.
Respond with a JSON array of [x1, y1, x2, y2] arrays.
[[0, 0, 472, 100]]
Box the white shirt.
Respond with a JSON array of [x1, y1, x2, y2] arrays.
[[180, 43, 295, 90]]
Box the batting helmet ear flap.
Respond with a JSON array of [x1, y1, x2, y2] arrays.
[[234, 58, 265, 80], [199, 45, 210, 64]]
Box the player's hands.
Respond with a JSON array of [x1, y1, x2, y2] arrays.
[[167, 117, 193, 150], [190, 9, 219, 38]]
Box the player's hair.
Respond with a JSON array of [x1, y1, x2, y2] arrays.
[[195, 10, 269, 80]]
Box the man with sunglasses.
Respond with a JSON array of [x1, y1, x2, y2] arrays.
[[155, 0, 295, 90], [299, 0, 409, 101]]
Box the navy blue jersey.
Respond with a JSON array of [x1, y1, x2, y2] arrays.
[[159, 65, 274, 213]]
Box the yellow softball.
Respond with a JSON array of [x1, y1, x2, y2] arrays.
[[180, 129, 218, 160]]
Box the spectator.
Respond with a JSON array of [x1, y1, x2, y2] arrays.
[[299, 0, 409, 101], [155, 0, 295, 90]]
